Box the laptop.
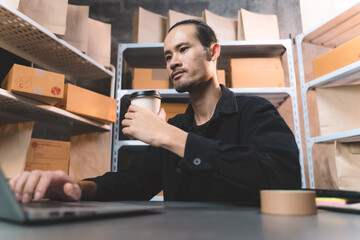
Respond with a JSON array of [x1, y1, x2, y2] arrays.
[[0, 169, 163, 223]]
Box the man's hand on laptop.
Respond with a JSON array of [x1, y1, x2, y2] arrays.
[[9, 170, 81, 203]]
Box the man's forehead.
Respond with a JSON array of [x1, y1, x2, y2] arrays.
[[164, 24, 197, 49]]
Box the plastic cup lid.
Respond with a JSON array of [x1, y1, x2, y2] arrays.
[[129, 90, 162, 100]]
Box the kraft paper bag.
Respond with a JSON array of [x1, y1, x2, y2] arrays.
[[3, 0, 20, 9], [167, 9, 203, 32], [18, 0, 68, 36], [203, 9, 237, 41], [240, 8, 280, 40], [327, 141, 360, 191], [87, 18, 111, 67], [132, 7, 167, 43], [316, 85, 360, 136], [69, 131, 111, 181], [0, 121, 34, 179], [63, 4, 89, 53]]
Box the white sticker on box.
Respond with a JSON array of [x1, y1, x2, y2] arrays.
[[33, 86, 44, 95], [35, 69, 45, 77]]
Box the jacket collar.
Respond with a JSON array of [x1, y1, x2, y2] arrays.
[[182, 84, 238, 129]]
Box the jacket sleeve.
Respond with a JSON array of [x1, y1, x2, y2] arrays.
[[178, 98, 301, 199], [85, 146, 163, 201]]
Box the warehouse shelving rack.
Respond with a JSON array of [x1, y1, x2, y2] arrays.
[[0, 2, 115, 172], [114, 39, 307, 188], [296, 2, 360, 188]]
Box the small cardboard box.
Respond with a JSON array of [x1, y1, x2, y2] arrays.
[[203, 9, 237, 41], [167, 9, 203, 31], [25, 138, 70, 174], [133, 7, 167, 43], [133, 68, 169, 89], [1, 64, 65, 105], [161, 102, 188, 121], [56, 83, 116, 124], [312, 36, 360, 79], [229, 58, 285, 88], [217, 69, 226, 86], [239, 9, 280, 40], [316, 85, 360, 136]]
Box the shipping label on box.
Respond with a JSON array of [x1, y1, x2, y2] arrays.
[[1, 64, 64, 105], [229, 58, 284, 88], [312, 36, 360, 79], [56, 83, 116, 124], [25, 138, 70, 174]]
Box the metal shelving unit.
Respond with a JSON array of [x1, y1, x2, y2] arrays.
[[296, 2, 360, 188], [114, 39, 307, 188], [0, 2, 114, 134]]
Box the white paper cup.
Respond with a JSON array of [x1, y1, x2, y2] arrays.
[[129, 90, 162, 114]]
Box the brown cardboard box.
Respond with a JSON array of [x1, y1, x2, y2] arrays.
[[167, 9, 203, 31], [312, 36, 360, 79], [239, 9, 280, 40], [217, 69, 226, 86], [25, 138, 70, 173], [203, 9, 237, 41], [327, 141, 360, 191], [133, 68, 169, 89], [133, 7, 167, 43], [229, 58, 285, 88], [161, 102, 188, 121], [3, 0, 19, 9], [87, 18, 111, 67], [1, 64, 64, 105], [316, 85, 360, 136], [56, 83, 116, 124]]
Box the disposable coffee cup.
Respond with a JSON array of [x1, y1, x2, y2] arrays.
[[129, 90, 162, 114]]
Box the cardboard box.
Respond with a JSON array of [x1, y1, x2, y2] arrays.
[[3, 0, 20, 9], [133, 68, 169, 89], [217, 69, 226, 86], [327, 141, 360, 191], [239, 9, 280, 40], [133, 7, 167, 43], [167, 10, 203, 31], [203, 9, 237, 41], [1, 64, 65, 105], [161, 102, 188, 121], [56, 83, 116, 124], [316, 85, 360, 136], [25, 138, 70, 173], [87, 18, 111, 67], [229, 58, 285, 88], [313, 36, 360, 79]]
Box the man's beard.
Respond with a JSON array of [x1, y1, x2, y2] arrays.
[[174, 78, 198, 93]]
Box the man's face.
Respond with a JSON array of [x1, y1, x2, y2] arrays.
[[164, 24, 212, 93]]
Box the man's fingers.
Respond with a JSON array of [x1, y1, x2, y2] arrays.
[[22, 170, 42, 202], [63, 182, 81, 201], [13, 171, 31, 201], [9, 172, 22, 190], [33, 171, 53, 201]]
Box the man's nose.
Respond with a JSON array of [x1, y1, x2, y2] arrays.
[[169, 55, 182, 71]]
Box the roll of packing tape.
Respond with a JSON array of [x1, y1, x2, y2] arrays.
[[260, 190, 317, 216]]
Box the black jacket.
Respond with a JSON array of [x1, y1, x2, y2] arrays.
[[88, 85, 301, 203]]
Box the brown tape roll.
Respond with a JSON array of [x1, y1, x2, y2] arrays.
[[260, 190, 317, 216]]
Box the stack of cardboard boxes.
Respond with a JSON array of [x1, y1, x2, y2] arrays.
[[0, 64, 116, 179]]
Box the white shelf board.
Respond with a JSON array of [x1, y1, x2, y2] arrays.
[[0, 88, 111, 134], [313, 129, 360, 144], [306, 61, 360, 89], [0, 3, 113, 82], [120, 88, 289, 108], [303, 2, 360, 47]]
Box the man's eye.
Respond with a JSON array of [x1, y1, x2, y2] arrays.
[[180, 47, 188, 52], [165, 55, 172, 62]]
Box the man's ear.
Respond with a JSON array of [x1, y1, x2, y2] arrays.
[[209, 43, 221, 61]]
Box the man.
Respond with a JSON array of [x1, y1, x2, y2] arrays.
[[9, 19, 301, 203]]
